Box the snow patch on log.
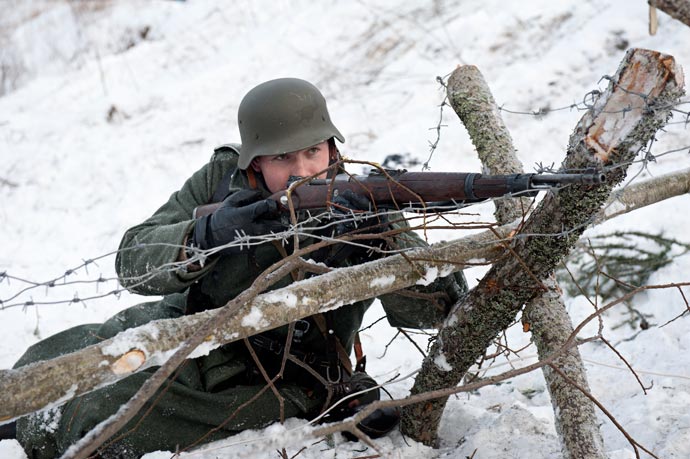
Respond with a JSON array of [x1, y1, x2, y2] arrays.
[[100, 322, 160, 357], [416, 264, 455, 286], [416, 266, 439, 286], [369, 275, 396, 288], [467, 257, 488, 264], [261, 290, 299, 308], [434, 352, 453, 372], [444, 313, 459, 328], [241, 306, 269, 329], [188, 338, 222, 359]]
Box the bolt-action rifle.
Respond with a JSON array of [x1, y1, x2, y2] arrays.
[[193, 169, 606, 218]]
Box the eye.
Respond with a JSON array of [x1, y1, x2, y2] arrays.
[[307, 146, 321, 156], [272, 153, 288, 162]]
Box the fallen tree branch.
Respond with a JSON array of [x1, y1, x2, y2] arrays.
[[594, 166, 690, 224]]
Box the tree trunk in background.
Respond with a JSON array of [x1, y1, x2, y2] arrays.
[[650, 0, 690, 28], [401, 48, 685, 445], [441, 64, 606, 458]]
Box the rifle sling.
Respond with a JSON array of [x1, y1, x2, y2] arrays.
[[271, 241, 355, 377]]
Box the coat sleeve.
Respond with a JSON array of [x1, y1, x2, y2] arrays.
[[115, 152, 237, 295], [378, 217, 468, 329]]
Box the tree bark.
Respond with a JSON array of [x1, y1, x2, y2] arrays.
[[650, 0, 690, 29], [400, 48, 685, 445], [445, 64, 606, 458], [525, 276, 605, 459]]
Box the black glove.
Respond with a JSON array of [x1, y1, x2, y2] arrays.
[[310, 190, 389, 265], [192, 190, 284, 254], [330, 189, 388, 237], [321, 371, 400, 440]]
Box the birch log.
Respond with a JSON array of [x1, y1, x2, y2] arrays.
[[1, 224, 512, 423], [524, 277, 605, 458], [444, 65, 606, 458], [400, 48, 685, 445]]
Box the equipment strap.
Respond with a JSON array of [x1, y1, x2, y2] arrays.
[[271, 241, 356, 378]]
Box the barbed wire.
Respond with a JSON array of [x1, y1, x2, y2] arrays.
[[0, 204, 492, 310], [423, 75, 450, 170], [0, 179, 603, 311], [0, 175, 660, 312], [423, 72, 690, 168]]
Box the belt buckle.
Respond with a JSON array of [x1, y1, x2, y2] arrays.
[[292, 319, 311, 343]]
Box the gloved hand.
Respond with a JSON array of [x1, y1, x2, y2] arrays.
[[192, 189, 284, 254], [311, 190, 389, 265], [322, 371, 400, 440], [330, 189, 389, 237]]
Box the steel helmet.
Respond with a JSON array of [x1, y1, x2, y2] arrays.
[[237, 78, 345, 170]]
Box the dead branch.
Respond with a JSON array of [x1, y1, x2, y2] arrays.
[[594, 166, 690, 224]]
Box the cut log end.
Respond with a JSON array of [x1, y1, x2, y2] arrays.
[[584, 48, 683, 163], [111, 350, 146, 375]]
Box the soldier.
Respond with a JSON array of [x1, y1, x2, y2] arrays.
[[14, 78, 467, 458]]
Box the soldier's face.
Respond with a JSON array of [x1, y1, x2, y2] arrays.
[[251, 141, 330, 193]]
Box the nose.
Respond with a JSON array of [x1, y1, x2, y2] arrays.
[[291, 153, 313, 178]]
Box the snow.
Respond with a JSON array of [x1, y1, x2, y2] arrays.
[[2, 0, 690, 458], [416, 266, 440, 286], [261, 290, 299, 308], [433, 351, 453, 372], [240, 305, 268, 330], [370, 274, 396, 289]]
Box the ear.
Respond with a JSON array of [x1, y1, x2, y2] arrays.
[[250, 158, 262, 173]]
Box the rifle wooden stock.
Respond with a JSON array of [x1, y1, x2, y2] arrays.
[[192, 171, 605, 219]]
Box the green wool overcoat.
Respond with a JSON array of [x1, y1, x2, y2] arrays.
[[15, 145, 467, 459]]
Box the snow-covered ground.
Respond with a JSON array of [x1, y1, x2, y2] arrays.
[[1, 0, 690, 457]]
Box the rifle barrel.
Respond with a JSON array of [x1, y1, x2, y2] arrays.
[[530, 172, 606, 187], [193, 171, 606, 217]]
